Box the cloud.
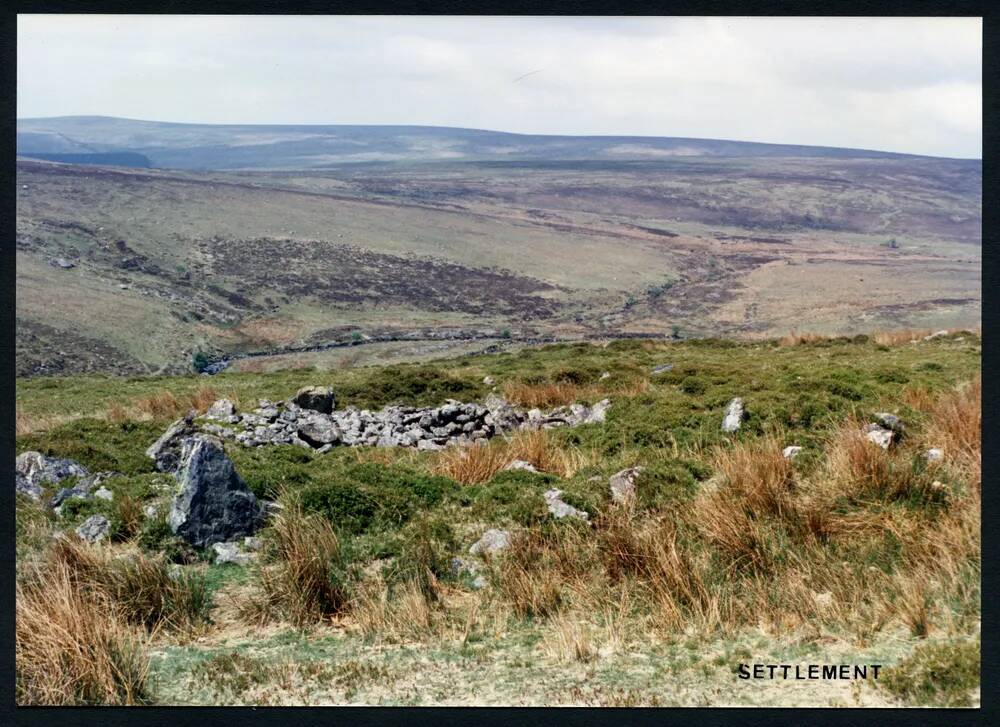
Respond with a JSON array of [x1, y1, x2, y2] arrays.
[[17, 15, 982, 157]]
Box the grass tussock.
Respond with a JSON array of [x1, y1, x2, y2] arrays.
[[927, 376, 980, 488], [16, 561, 150, 705], [433, 428, 597, 485], [778, 331, 834, 347], [46, 535, 210, 632], [129, 385, 224, 421], [246, 500, 350, 627]]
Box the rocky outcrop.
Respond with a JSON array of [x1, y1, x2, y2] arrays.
[[863, 423, 894, 449], [146, 414, 197, 472], [168, 436, 264, 548], [205, 398, 237, 420]]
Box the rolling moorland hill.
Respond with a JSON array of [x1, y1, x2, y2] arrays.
[[16, 115, 944, 170], [15, 117, 981, 378]]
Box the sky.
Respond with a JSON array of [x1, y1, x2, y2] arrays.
[[17, 15, 983, 158]]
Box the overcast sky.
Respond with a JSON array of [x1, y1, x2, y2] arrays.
[[17, 15, 982, 158]]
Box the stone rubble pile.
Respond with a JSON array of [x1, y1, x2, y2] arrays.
[[184, 386, 611, 453]]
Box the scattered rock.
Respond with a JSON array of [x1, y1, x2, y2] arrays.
[[292, 386, 335, 414], [76, 515, 110, 543], [297, 416, 342, 448], [544, 489, 589, 521], [873, 412, 906, 435], [49, 257, 76, 269], [609, 466, 643, 503], [469, 528, 511, 556], [212, 541, 254, 566], [243, 536, 263, 551], [169, 436, 264, 548], [504, 459, 538, 473], [924, 447, 944, 463], [205, 399, 236, 419], [782, 446, 803, 459], [923, 330, 950, 341], [146, 414, 197, 472], [94, 486, 115, 501], [721, 397, 746, 433], [599, 371, 611, 381], [16, 451, 89, 495], [863, 423, 894, 449], [483, 376, 495, 386], [651, 363, 674, 374], [51, 484, 93, 509]]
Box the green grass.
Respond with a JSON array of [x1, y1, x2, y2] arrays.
[[880, 640, 980, 707]]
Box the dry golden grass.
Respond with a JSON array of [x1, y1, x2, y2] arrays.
[[502, 380, 591, 408], [132, 385, 221, 420], [432, 428, 597, 485], [16, 562, 150, 705], [778, 330, 833, 347], [872, 329, 936, 346], [542, 611, 595, 662], [15, 409, 80, 436], [927, 376, 981, 488], [46, 535, 210, 633], [246, 500, 348, 627], [352, 577, 441, 642]]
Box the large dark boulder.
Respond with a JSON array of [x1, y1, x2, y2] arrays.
[[168, 436, 264, 548]]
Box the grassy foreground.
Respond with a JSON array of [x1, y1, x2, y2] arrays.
[[15, 333, 981, 706]]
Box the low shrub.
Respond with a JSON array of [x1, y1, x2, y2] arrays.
[[880, 640, 980, 707]]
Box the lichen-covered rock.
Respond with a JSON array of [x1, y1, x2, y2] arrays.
[[169, 436, 264, 548], [469, 528, 511, 556], [293, 386, 335, 414], [609, 466, 644, 503], [721, 398, 746, 433], [146, 414, 197, 472], [76, 515, 110, 543]]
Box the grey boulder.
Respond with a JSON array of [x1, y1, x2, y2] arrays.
[[16, 451, 89, 495], [544, 489, 589, 521], [469, 528, 511, 556], [721, 398, 746, 433], [297, 416, 342, 448], [169, 436, 264, 548], [146, 415, 197, 472]]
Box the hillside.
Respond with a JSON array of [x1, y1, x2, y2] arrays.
[[16, 116, 948, 171], [16, 147, 981, 377], [14, 334, 982, 706]]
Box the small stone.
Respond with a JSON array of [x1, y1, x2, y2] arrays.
[[212, 541, 253, 566], [76, 515, 110, 543], [924, 448, 944, 463], [243, 536, 263, 551], [923, 330, 950, 341], [93, 486, 114, 501], [651, 363, 674, 375], [721, 397, 746, 433], [504, 459, 539, 473], [873, 412, 905, 434], [863, 425, 894, 450], [609, 467, 643, 503], [483, 376, 495, 386], [599, 371, 611, 381], [469, 528, 511, 556], [782, 446, 803, 459], [544, 489, 589, 521]]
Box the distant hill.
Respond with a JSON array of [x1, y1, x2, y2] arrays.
[[15, 115, 944, 171]]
